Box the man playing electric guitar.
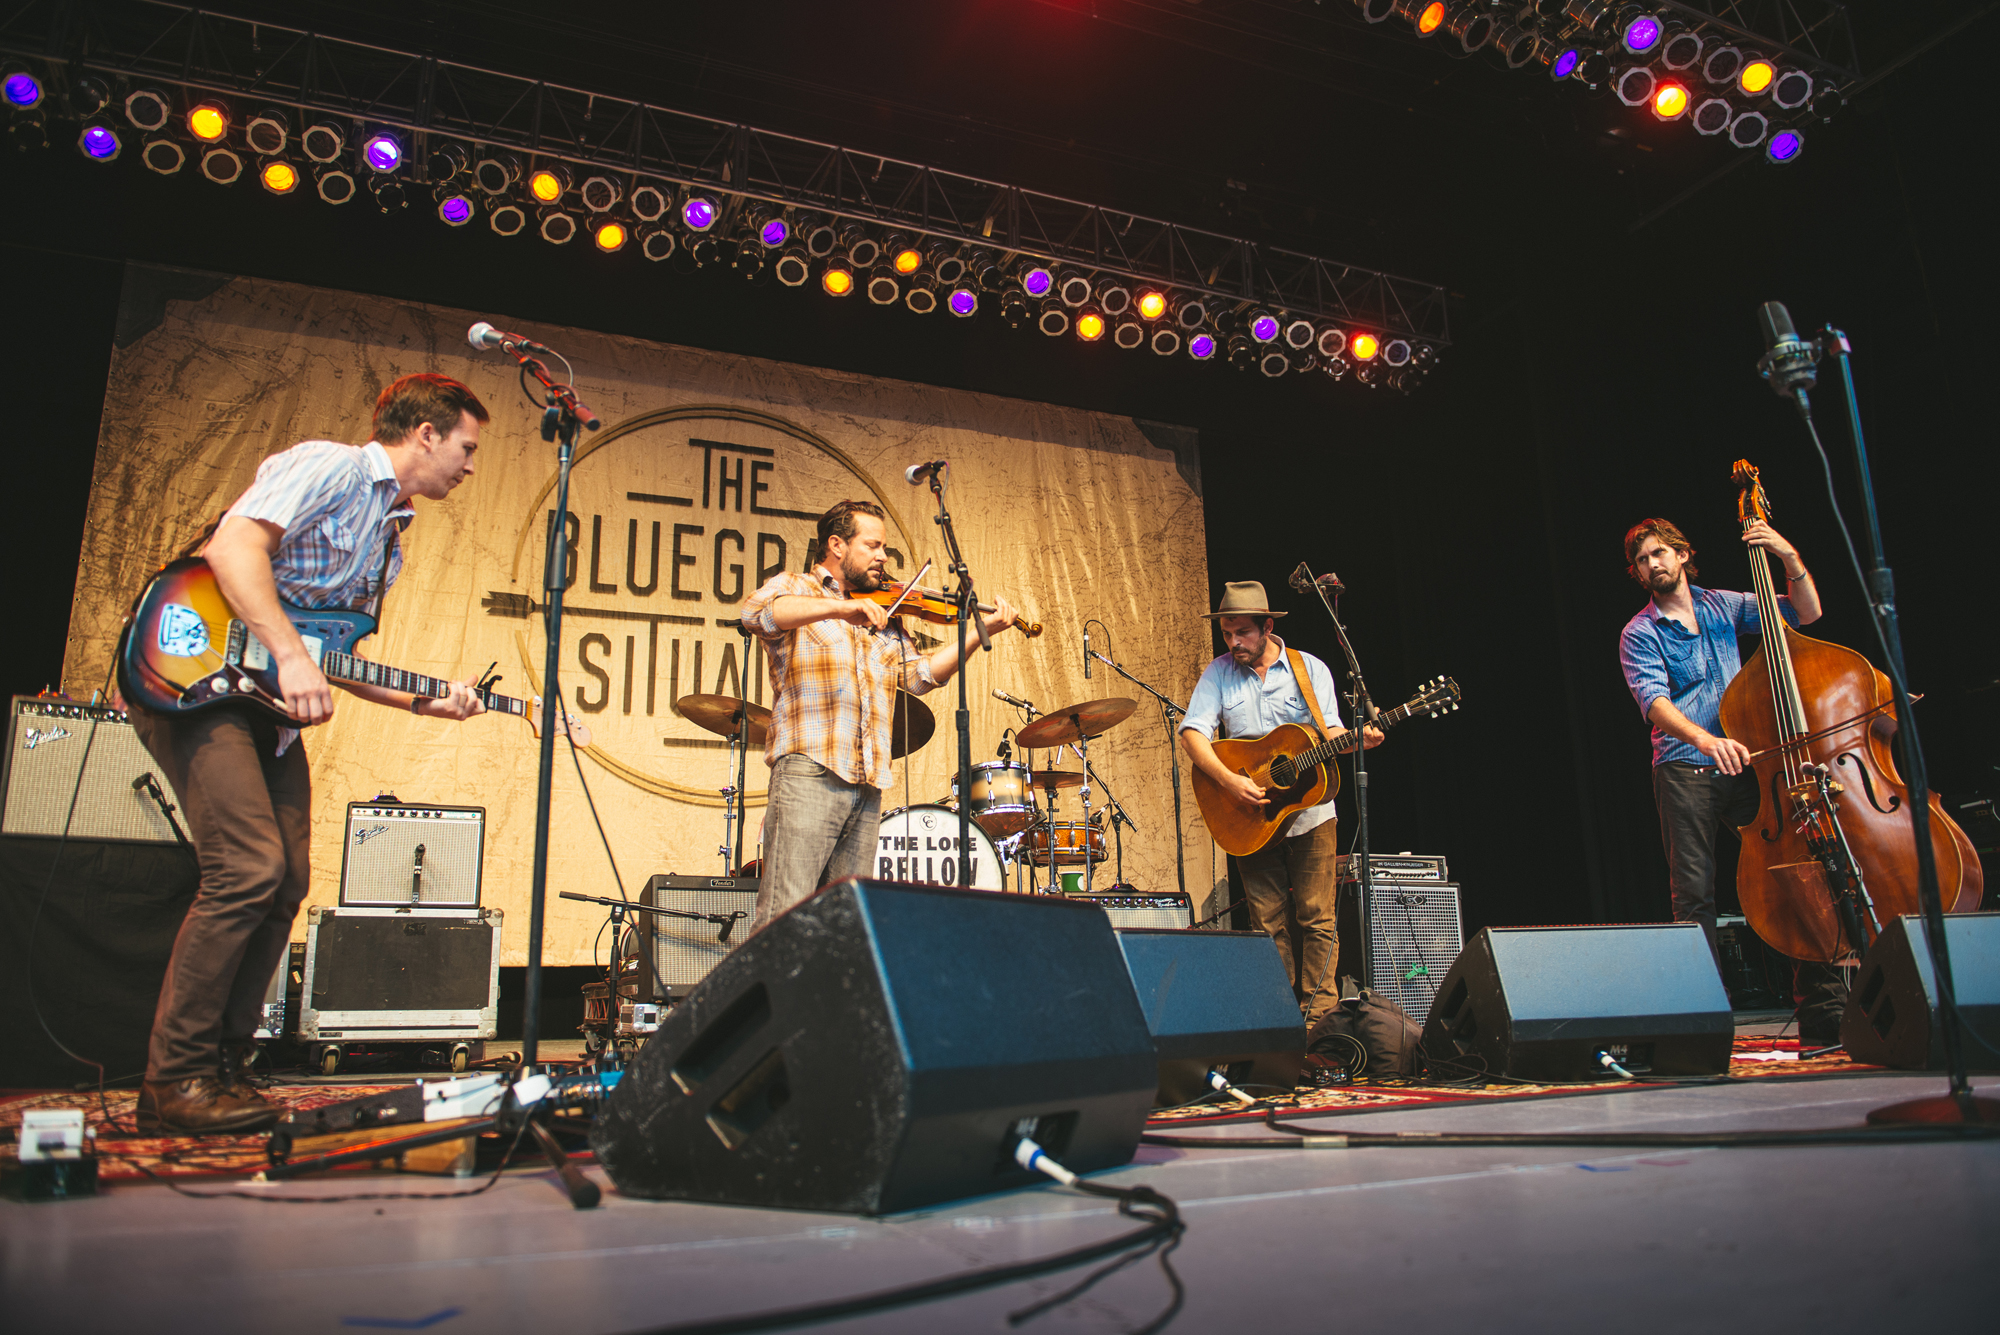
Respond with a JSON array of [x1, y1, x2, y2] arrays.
[[1180, 581, 1381, 1024], [122, 373, 492, 1133]]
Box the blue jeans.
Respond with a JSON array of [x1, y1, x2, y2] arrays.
[[755, 753, 883, 932]]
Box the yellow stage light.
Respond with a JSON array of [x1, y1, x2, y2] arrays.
[[1350, 333, 1381, 361], [187, 103, 228, 142], [259, 160, 298, 194], [1137, 290, 1168, 320]]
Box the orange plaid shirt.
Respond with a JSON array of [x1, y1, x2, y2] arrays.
[[743, 566, 936, 789]]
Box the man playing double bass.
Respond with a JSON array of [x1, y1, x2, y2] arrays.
[[1617, 516, 1843, 1045]]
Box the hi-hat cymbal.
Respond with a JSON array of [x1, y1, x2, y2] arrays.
[[1026, 769, 1085, 791], [891, 690, 935, 760], [1014, 697, 1138, 750], [678, 695, 772, 746]]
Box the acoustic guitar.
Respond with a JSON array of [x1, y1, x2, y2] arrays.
[[117, 557, 582, 736], [1191, 677, 1461, 856]]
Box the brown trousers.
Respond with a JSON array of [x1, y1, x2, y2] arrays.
[[1235, 817, 1341, 1023], [128, 704, 311, 1083]]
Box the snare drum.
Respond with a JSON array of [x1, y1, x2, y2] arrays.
[[950, 760, 1036, 837], [1027, 813, 1107, 867], [876, 804, 1006, 890]]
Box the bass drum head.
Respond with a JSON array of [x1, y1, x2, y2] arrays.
[[877, 804, 1005, 891]]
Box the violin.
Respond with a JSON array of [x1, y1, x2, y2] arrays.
[[852, 580, 1043, 638]]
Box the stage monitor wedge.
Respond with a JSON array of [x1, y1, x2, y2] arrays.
[[591, 879, 1159, 1215], [1422, 924, 1733, 1081], [1841, 912, 2000, 1071], [1115, 928, 1305, 1105]]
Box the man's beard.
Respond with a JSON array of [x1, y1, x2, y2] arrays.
[[843, 554, 885, 591], [1647, 567, 1683, 593]]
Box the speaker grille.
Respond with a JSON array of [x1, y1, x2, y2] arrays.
[[338, 803, 485, 907], [1, 698, 186, 844], [643, 875, 759, 991], [1363, 883, 1462, 1020]]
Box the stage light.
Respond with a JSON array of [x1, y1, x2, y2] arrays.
[[1173, 293, 1210, 329], [1652, 82, 1690, 120], [258, 159, 299, 195], [1692, 97, 1733, 134], [200, 145, 244, 185], [142, 136, 186, 175], [1350, 332, 1381, 361], [1259, 348, 1290, 379], [733, 237, 768, 279], [1316, 326, 1347, 358], [822, 259, 856, 296], [71, 77, 110, 118], [8, 109, 46, 152], [681, 192, 718, 231], [579, 174, 621, 213], [758, 215, 790, 248], [1076, 310, 1106, 341], [187, 100, 229, 143], [1660, 27, 1702, 70], [1737, 58, 1775, 96], [1227, 335, 1257, 370], [315, 165, 356, 204], [1766, 129, 1803, 164], [1037, 298, 1070, 337], [1357, 0, 1396, 22], [969, 251, 1006, 291], [1577, 50, 1613, 88], [427, 141, 467, 182], [640, 226, 677, 261], [539, 207, 577, 244], [1614, 65, 1656, 107], [1323, 355, 1348, 382], [1096, 280, 1132, 316], [1187, 330, 1218, 361], [1619, 11, 1662, 56], [1413, 344, 1437, 368], [78, 122, 121, 162], [369, 175, 408, 212], [488, 201, 527, 235], [1137, 289, 1168, 320], [362, 132, 402, 173], [1810, 83, 1845, 123], [1444, 4, 1492, 54], [1491, 22, 1537, 68], [630, 183, 670, 222], [1354, 361, 1380, 387], [528, 166, 568, 203], [1058, 273, 1093, 307], [1000, 288, 1030, 327], [1282, 317, 1316, 351], [3, 65, 44, 110], [887, 235, 922, 274], [866, 266, 901, 305], [689, 233, 724, 267], [1770, 68, 1813, 111], [774, 245, 811, 286], [1018, 261, 1054, 299], [839, 223, 878, 267], [1150, 326, 1182, 356], [1394, 1, 1446, 36], [947, 285, 979, 317], [1539, 38, 1583, 81], [1381, 338, 1413, 367], [1729, 109, 1769, 149], [905, 275, 939, 314], [799, 214, 837, 257], [1247, 310, 1281, 344], [301, 121, 345, 164], [124, 87, 172, 132], [246, 109, 289, 156], [593, 218, 628, 252], [1113, 316, 1145, 349], [928, 245, 966, 285], [473, 149, 519, 193], [1702, 44, 1744, 86], [436, 191, 475, 226]]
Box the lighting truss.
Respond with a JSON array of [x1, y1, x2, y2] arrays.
[[0, 0, 1453, 357]]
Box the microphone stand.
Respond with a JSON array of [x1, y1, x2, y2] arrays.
[[1766, 323, 1993, 1125], [925, 469, 987, 886], [501, 339, 600, 1070], [1295, 567, 1377, 991], [1089, 650, 1189, 902]]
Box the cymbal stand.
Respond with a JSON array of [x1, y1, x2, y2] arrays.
[[717, 624, 756, 874], [1063, 738, 1137, 892], [1068, 713, 1099, 895], [1089, 650, 1188, 901], [1006, 697, 1059, 894]]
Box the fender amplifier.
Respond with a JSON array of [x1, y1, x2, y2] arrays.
[[1, 697, 187, 844], [641, 873, 760, 997], [339, 801, 485, 908], [1070, 891, 1192, 931]]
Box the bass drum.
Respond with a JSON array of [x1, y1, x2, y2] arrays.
[[877, 804, 1007, 891]]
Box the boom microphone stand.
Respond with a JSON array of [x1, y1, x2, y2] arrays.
[[1757, 303, 1994, 1124], [1089, 649, 1189, 901]]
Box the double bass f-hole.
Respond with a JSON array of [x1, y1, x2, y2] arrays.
[[1836, 750, 1900, 815]]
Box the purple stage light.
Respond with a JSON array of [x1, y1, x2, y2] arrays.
[[682, 196, 717, 231], [438, 195, 474, 225], [948, 288, 978, 317], [362, 134, 402, 173], [760, 218, 788, 246], [80, 124, 121, 160], [3, 70, 41, 108], [1766, 129, 1803, 163], [1188, 332, 1217, 360], [1553, 47, 1581, 80], [1022, 266, 1053, 298], [1250, 314, 1280, 343], [1621, 16, 1662, 55]]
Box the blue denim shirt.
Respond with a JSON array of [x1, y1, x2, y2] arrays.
[[1183, 638, 1343, 836], [1619, 586, 1798, 768]]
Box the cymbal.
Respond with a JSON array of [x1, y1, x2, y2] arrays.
[[1026, 769, 1085, 791], [1014, 697, 1138, 750], [677, 694, 771, 746], [891, 690, 935, 760]]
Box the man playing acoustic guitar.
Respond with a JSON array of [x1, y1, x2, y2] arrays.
[[1181, 581, 1381, 1024], [124, 373, 492, 1133]]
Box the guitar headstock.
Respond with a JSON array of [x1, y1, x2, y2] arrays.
[[528, 694, 594, 748], [1410, 676, 1461, 717], [1732, 458, 1771, 526]]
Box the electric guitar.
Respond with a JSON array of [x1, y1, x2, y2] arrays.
[[119, 557, 540, 729], [1191, 677, 1461, 856]]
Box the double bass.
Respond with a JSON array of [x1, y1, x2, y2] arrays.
[[1718, 460, 1982, 963]]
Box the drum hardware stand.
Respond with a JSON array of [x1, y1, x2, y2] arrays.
[[920, 468, 989, 888], [1062, 738, 1136, 893], [1089, 650, 1188, 900], [717, 624, 757, 874]]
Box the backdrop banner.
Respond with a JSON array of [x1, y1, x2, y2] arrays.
[[63, 267, 1213, 964]]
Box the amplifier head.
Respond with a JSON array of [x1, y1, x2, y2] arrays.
[[338, 802, 486, 908]]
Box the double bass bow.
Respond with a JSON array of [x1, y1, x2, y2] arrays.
[[1717, 460, 1982, 964]]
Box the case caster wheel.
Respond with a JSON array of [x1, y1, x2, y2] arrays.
[[318, 1045, 342, 1076], [583, 1030, 608, 1057], [450, 1043, 471, 1073]]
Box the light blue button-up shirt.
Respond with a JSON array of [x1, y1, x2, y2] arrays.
[[1183, 637, 1344, 836], [1619, 586, 1798, 767]]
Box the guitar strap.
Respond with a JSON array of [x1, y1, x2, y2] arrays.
[[1286, 646, 1331, 743]]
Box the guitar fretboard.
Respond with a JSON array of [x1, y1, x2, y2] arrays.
[[322, 651, 528, 717], [1292, 695, 1444, 774]]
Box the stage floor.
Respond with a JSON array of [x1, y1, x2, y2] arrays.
[[4, 1069, 1996, 1334]]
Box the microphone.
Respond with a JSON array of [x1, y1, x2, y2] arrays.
[[467, 321, 547, 353], [991, 687, 1036, 712], [1290, 562, 1344, 595], [1314, 572, 1345, 593], [903, 459, 948, 485], [1756, 300, 1819, 415], [132, 771, 152, 792], [1083, 626, 1092, 680], [996, 730, 1013, 761]]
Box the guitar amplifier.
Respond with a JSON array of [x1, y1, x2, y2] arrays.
[[640, 873, 759, 997], [1, 697, 187, 844], [1341, 882, 1463, 1022], [1337, 853, 1449, 883], [1070, 892, 1193, 931], [298, 905, 502, 1043], [339, 801, 485, 908]]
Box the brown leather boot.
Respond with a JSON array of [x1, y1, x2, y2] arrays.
[[218, 1042, 273, 1103], [136, 1075, 281, 1134]]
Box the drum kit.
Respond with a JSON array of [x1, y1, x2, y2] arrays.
[[676, 686, 1142, 896]]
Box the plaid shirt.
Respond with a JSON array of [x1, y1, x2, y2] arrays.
[[743, 567, 935, 789], [223, 440, 412, 611]]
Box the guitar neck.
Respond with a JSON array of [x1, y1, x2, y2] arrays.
[[1298, 701, 1418, 770], [320, 650, 527, 717]]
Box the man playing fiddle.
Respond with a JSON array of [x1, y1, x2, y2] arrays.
[[742, 499, 1016, 931]]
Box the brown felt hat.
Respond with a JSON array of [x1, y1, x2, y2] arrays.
[[1203, 580, 1287, 620]]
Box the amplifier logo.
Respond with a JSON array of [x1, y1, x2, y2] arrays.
[[22, 725, 70, 750], [352, 825, 390, 846]]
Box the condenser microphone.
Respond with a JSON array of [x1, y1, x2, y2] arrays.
[[1314, 572, 1345, 593], [1756, 300, 1819, 414], [467, 321, 546, 353], [903, 460, 948, 485], [1083, 626, 1092, 679], [1288, 562, 1313, 595], [991, 687, 1036, 711]]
